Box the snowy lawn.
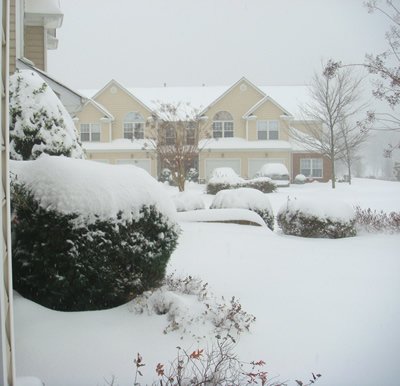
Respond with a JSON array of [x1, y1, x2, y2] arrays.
[[14, 178, 400, 386]]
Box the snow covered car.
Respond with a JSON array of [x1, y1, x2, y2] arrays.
[[209, 167, 244, 184], [257, 163, 290, 187]]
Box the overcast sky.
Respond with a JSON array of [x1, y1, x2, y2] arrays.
[[48, 0, 390, 90]]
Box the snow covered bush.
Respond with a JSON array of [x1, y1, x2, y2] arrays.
[[210, 188, 274, 230], [159, 168, 173, 184], [11, 155, 179, 311], [206, 168, 276, 195], [172, 191, 205, 212], [354, 206, 400, 233], [245, 177, 277, 193], [186, 167, 199, 182], [294, 174, 307, 184], [277, 197, 356, 238], [9, 70, 84, 160]]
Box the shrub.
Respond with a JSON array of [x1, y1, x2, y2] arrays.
[[11, 156, 179, 311], [9, 70, 84, 160], [294, 174, 306, 184], [207, 178, 276, 195], [186, 167, 199, 182], [245, 177, 277, 193], [159, 168, 173, 184], [277, 198, 356, 238], [354, 206, 400, 233], [210, 188, 274, 230]]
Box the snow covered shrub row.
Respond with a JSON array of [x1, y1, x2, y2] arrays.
[[172, 191, 205, 212], [354, 206, 400, 233], [11, 156, 179, 311], [206, 178, 276, 195], [277, 197, 356, 238], [9, 70, 84, 160], [210, 188, 274, 230]]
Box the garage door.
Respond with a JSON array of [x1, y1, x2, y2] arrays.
[[205, 159, 241, 180], [248, 158, 286, 178], [116, 159, 151, 174]]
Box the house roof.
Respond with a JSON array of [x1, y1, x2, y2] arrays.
[[243, 96, 293, 119], [82, 99, 114, 120], [80, 79, 311, 120], [91, 79, 154, 114]]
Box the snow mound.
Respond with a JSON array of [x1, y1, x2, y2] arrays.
[[9, 70, 84, 160], [209, 167, 244, 184], [172, 191, 205, 212], [210, 188, 274, 229], [278, 197, 355, 222], [294, 174, 307, 183], [177, 208, 268, 227], [211, 188, 272, 213], [10, 155, 176, 225]]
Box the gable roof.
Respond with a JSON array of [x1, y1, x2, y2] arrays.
[[198, 77, 266, 115], [92, 79, 154, 114], [81, 99, 114, 120], [243, 96, 293, 119]]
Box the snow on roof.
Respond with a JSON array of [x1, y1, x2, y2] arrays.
[[10, 155, 176, 226], [25, 0, 63, 15], [82, 139, 152, 152], [200, 137, 292, 151], [259, 86, 310, 120], [288, 126, 321, 152], [79, 82, 310, 120]]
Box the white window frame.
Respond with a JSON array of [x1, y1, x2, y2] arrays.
[[213, 111, 234, 138], [256, 120, 279, 140], [123, 112, 145, 140], [300, 158, 323, 178], [124, 122, 144, 140], [80, 123, 101, 142]]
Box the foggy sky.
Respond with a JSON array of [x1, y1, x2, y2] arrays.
[[48, 0, 390, 89]]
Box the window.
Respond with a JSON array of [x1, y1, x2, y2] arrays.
[[124, 112, 145, 140], [256, 120, 279, 140], [165, 127, 175, 145], [212, 111, 234, 138], [186, 127, 195, 145], [80, 123, 100, 142], [300, 158, 323, 178]]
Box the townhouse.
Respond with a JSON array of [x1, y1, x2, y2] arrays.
[[76, 77, 331, 182]]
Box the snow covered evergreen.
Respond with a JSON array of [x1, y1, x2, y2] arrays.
[[11, 155, 179, 311], [9, 70, 84, 160]]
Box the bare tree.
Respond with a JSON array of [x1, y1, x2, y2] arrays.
[[325, 0, 400, 157], [289, 66, 367, 188], [145, 102, 209, 192], [337, 120, 368, 184]]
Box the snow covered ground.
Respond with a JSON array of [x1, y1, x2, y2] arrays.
[[14, 178, 400, 386]]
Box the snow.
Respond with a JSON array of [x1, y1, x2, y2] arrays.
[[172, 191, 205, 212], [10, 155, 176, 226], [208, 167, 244, 184], [9, 70, 84, 160], [210, 187, 273, 214], [177, 208, 268, 227], [13, 178, 400, 386], [15, 377, 43, 386], [82, 138, 152, 151], [259, 162, 289, 176], [199, 137, 292, 150], [278, 196, 355, 222], [294, 174, 307, 183]]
